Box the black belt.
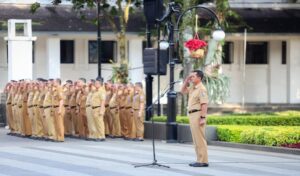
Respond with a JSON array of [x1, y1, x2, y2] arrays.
[[18, 106, 22, 108], [133, 109, 139, 111], [64, 105, 69, 107], [53, 105, 59, 108], [86, 105, 91, 107], [105, 105, 109, 108], [7, 103, 12, 105], [70, 106, 76, 109], [28, 105, 34, 108], [92, 106, 101, 109], [44, 106, 51, 109], [39, 106, 44, 108], [126, 107, 132, 109], [188, 109, 201, 114], [119, 107, 125, 109]]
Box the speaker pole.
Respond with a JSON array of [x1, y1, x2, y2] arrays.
[[145, 23, 153, 121]]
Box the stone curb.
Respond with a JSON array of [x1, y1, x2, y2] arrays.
[[208, 141, 300, 155]]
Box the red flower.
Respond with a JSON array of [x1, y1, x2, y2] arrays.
[[184, 39, 207, 51]]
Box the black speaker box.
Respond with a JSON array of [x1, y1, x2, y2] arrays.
[[143, 48, 168, 75]]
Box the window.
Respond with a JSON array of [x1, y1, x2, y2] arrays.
[[32, 41, 35, 63], [282, 41, 286, 65], [60, 40, 74, 63], [89, 40, 116, 63], [223, 42, 233, 64], [246, 42, 268, 64]]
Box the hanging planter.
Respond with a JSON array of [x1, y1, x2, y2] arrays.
[[184, 33, 207, 59]]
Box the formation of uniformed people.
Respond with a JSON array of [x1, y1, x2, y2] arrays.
[[4, 77, 146, 142]]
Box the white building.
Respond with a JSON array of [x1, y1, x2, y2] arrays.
[[0, 1, 300, 105]]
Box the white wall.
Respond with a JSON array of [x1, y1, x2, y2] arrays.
[[0, 38, 8, 92]]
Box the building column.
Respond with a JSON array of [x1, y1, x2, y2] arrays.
[[4, 19, 36, 81], [128, 39, 144, 83], [269, 41, 287, 103], [287, 39, 300, 103], [46, 38, 60, 79]]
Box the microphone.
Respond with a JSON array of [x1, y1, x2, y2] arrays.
[[170, 80, 182, 85]]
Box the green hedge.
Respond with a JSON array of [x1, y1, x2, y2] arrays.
[[216, 125, 300, 146], [152, 111, 300, 126]]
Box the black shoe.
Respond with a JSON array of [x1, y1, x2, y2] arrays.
[[134, 138, 144, 142], [189, 162, 209, 167], [96, 138, 105, 142]]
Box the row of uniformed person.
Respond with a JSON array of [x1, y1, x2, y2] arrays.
[[4, 78, 146, 142]]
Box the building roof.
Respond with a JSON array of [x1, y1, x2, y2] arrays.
[[0, 4, 146, 32], [235, 8, 300, 33], [0, 3, 299, 34]]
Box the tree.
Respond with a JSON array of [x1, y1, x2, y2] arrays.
[[31, 0, 142, 83]]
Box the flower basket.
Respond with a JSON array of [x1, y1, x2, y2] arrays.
[[184, 33, 207, 59], [190, 48, 205, 59]]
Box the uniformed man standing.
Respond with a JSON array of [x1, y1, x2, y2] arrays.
[[109, 84, 121, 138], [63, 80, 73, 137], [132, 82, 145, 141], [27, 82, 36, 137], [52, 78, 65, 142], [21, 81, 32, 137], [5, 82, 15, 134], [125, 83, 135, 140], [104, 81, 113, 137], [39, 79, 48, 139], [91, 78, 106, 141], [181, 70, 209, 167], [32, 80, 44, 139], [86, 80, 96, 140], [43, 79, 56, 141]]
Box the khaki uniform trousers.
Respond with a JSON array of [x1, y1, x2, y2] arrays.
[[64, 109, 73, 135], [110, 108, 121, 137], [54, 108, 65, 141], [6, 104, 14, 132], [86, 106, 96, 138], [125, 108, 136, 138], [33, 106, 44, 137], [28, 107, 36, 136], [119, 108, 127, 137], [189, 111, 208, 163], [40, 107, 48, 138], [104, 107, 113, 135], [79, 108, 89, 138], [133, 110, 144, 139], [93, 107, 105, 139], [12, 105, 20, 133], [22, 104, 32, 136], [70, 108, 79, 136], [44, 108, 56, 140]]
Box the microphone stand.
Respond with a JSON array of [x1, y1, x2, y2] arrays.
[[134, 81, 179, 168]]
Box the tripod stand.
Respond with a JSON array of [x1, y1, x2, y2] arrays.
[[134, 81, 180, 168]]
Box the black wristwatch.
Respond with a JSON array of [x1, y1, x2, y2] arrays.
[[200, 116, 206, 119]]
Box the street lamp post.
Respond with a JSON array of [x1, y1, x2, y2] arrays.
[[97, 0, 102, 78], [158, 2, 225, 142]]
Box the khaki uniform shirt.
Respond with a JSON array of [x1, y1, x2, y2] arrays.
[[69, 92, 77, 109], [43, 88, 52, 107], [187, 82, 208, 111], [52, 86, 63, 106], [132, 92, 145, 110], [86, 91, 93, 107], [109, 93, 118, 108], [27, 91, 34, 108], [91, 88, 106, 107], [33, 91, 40, 106]]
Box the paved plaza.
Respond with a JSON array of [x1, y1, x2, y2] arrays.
[[0, 128, 299, 176]]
